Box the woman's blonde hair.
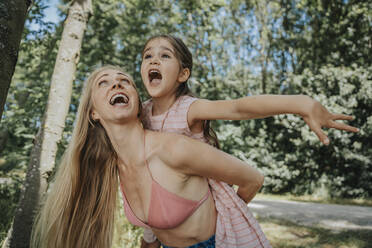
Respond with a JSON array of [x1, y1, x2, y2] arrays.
[[31, 65, 135, 248]]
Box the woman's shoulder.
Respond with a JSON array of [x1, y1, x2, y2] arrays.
[[145, 131, 193, 167], [146, 130, 187, 150]]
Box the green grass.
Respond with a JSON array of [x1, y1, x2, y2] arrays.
[[111, 215, 372, 248], [110, 193, 372, 248], [258, 217, 372, 248]]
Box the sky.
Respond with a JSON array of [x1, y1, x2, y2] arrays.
[[44, 0, 61, 23], [29, 0, 61, 31]]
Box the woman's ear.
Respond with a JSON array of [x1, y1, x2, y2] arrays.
[[91, 110, 100, 122], [177, 68, 190, 83]]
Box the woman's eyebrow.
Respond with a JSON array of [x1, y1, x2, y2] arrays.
[[116, 72, 128, 77], [116, 73, 134, 84], [96, 73, 108, 82]]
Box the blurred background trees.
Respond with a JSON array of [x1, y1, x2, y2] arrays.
[[0, 0, 370, 245], [6, 0, 92, 246]]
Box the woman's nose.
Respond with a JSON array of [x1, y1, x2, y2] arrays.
[[112, 81, 124, 89]]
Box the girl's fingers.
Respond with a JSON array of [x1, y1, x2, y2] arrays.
[[332, 114, 354, 121], [312, 125, 330, 145], [327, 121, 359, 132]]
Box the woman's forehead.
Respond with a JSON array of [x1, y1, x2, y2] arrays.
[[95, 69, 131, 80], [91, 68, 138, 91]]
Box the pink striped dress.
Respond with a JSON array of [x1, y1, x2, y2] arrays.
[[142, 95, 271, 248]]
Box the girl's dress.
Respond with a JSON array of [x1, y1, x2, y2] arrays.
[[141, 95, 271, 248]]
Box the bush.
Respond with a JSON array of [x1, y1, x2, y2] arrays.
[[0, 177, 22, 242]]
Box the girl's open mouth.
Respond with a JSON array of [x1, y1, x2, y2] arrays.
[[149, 69, 162, 83]]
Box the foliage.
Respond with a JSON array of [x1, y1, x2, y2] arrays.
[[0, 0, 60, 243], [0, 176, 21, 242], [288, 65, 372, 197], [0, 0, 371, 244], [0, 0, 60, 174], [112, 196, 142, 248]]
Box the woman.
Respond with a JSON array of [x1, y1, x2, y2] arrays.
[[31, 65, 269, 248]]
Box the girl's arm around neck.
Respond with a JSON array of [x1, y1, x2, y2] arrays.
[[160, 133, 264, 203], [188, 95, 359, 145]]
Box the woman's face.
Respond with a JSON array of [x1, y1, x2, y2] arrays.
[[90, 69, 139, 124]]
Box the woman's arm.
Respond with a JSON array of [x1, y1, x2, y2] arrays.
[[188, 95, 359, 145], [163, 134, 264, 203]]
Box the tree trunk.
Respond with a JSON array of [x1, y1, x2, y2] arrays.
[[0, 0, 32, 122], [254, 0, 270, 94], [7, 1, 92, 247]]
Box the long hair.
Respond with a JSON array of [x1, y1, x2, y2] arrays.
[[31, 65, 132, 248], [143, 34, 220, 148]]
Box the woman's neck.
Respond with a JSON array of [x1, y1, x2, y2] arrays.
[[152, 94, 178, 116], [103, 119, 145, 167]]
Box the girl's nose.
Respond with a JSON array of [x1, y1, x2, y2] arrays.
[[150, 56, 160, 65]]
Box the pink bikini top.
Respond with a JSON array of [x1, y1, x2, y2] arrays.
[[120, 132, 211, 230]]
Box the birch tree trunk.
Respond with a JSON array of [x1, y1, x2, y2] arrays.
[[254, 0, 270, 94], [0, 0, 32, 122], [6, 1, 92, 247]]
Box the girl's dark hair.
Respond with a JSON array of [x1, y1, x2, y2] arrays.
[[143, 34, 220, 148]]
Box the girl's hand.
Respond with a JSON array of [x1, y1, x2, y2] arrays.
[[302, 100, 359, 145], [141, 238, 161, 248]]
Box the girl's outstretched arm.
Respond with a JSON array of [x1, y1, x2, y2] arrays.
[[163, 133, 264, 203], [188, 95, 359, 145]]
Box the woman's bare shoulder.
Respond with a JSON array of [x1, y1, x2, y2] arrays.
[[145, 130, 191, 168], [146, 130, 187, 149]]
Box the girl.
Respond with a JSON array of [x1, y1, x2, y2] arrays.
[[31, 65, 269, 248], [139, 34, 359, 247]]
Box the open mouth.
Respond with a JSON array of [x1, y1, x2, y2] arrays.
[[109, 93, 129, 106], [148, 69, 162, 83]]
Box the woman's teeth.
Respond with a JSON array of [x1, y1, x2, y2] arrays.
[[110, 93, 129, 105]]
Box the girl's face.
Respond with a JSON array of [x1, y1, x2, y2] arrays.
[[90, 69, 139, 124], [140, 38, 189, 99]]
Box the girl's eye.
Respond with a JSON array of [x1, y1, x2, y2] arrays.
[[144, 54, 152, 59], [162, 54, 171, 58]]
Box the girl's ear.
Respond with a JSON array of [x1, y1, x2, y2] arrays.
[[178, 68, 190, 83]]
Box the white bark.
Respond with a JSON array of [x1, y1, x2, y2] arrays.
[[38, 0, 92, 194]]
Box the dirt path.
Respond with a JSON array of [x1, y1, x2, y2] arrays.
[[249, 198, 372, 230]]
